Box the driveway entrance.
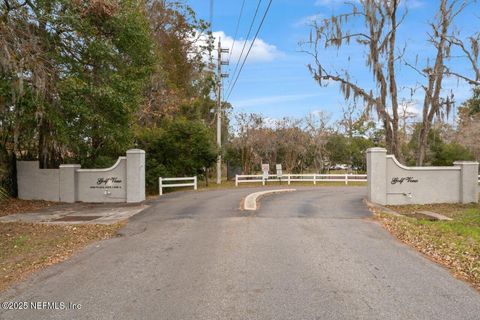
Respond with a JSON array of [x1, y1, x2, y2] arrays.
[[1, 187, 479, 320]]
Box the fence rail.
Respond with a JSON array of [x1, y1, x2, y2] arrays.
[[159, 176, 197, 195], [235, 174, 367, 187]]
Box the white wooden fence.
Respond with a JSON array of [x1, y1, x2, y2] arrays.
[[235, 174, 367, 187], [159, 176, 197, 195]]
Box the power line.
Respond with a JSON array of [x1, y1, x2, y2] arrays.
[[225, 0, 264, 96], [229, 0, 247, 61], [226, 0, 273, 100]]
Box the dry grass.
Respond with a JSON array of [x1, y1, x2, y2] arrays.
[[386, 203, 480, 218], [0, 222, 125, 292], [0, 198, 57, 217], [376, 203, 480, 291]]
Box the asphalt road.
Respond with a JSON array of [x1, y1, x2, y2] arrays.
[[1, 187, 479, 320]]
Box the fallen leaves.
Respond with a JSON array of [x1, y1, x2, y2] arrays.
[[0, 221, 125, 292], [0, 199, 56, 217], [376, 211, 480, 292], [386, 203, 480, 219]]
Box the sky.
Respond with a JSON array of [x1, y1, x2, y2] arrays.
[[186, 0, 479, 123]]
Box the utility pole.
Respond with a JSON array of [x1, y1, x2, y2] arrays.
[[216, 38, 229, 184]]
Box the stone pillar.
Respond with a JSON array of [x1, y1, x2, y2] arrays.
[[367, 148, 388, 205], [454, 161, 479, 204], [59, 164, 81, 203], [126, 149, 146, 203]]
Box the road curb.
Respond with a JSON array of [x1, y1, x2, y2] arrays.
[[363, 198, 402, 216], [242, 189, 296, 211]]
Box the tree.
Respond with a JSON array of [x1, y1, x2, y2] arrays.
[[305, 112, 331, 172], [305, 0, 476, 165], [456, 87, 480, 160], [0, 0, 224, 196], [411, 0, 468, 165], [61, 0, 155, 167], [325, 134, 350, 167], [275, 118, 309, 173], [229, 113, 264, 174], [405, 122, 473, 166], [0, 0, 155, 169], [325, 134, 374, 172], [304, 0, 404, 159], [139, 0, 214, 125], [430, 142, 474, 166], [350, 137, 375, 171], [136, 118, 218, 193], [445, 17, 479, 86]]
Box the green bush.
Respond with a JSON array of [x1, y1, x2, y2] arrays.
[[430, 142, 475, 166], [136, 118, 218, 194]]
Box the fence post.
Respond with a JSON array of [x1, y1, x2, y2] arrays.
[[313, 174, 317, 185], [194, 176, 197, 190], [235, 175, 238, 187], [262, 177, 265, 186], [345, 174, 348, 185], [287, 174, 291, 185], [159, 177, 163, 196]]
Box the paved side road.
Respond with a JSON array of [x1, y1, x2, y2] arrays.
[[1, 187, 479, 319]]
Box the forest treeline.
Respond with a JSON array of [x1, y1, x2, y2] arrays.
[[225, 92, 479, 176], [0, 0, 222, 195], [0, 0, 479, 197]]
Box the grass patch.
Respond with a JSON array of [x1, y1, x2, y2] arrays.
[[0, 222, 125, 292], [376, 203, 480, 291]]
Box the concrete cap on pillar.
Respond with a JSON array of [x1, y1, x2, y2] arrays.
[[453, 161, 479, 165], [367, 147, 387, 153], [126, 149, 145, 154]]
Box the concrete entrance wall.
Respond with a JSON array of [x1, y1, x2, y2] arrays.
[[367, 148, 479, 205], [17, 149, 145, 203]]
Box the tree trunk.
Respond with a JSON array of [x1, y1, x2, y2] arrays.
[[387, 0, 402, 162], [205, 168, 209, 187], [37, 115, 47, 169], [416, 122, 429, 166]]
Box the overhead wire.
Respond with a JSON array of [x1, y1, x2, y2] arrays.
[[225, 0, 264, 96], [229, 0, 247, 61], [226, 0, 273, 100]]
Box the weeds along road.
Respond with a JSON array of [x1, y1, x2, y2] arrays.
[[1, 187, 479, 320]]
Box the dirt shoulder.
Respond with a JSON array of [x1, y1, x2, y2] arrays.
[[0, 199, 57, 218], [375, 203, 480, 291], [0, 198, 125, 292], [0, 222, 124, 292]]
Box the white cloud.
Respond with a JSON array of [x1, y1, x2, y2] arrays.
[[263, 117, 281, 129], [399, 100, 420, 116], [293, 14, 324, 27], [404, 0, 425, 9], [315, 0, 359, 6], [210, 31, 283, 63]]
